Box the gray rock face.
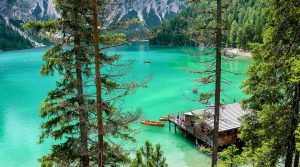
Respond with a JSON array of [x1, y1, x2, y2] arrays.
[[108, 0, 185, 28], [1, 0, 185, 26], [0, 0, 185, 46], [0, 0, 58, 22], [0, 0, 59, 47]]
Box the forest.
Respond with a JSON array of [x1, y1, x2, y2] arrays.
[[0, 17, 32, 50], [149, 0, 266, 50]]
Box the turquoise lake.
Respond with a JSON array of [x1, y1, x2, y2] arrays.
[[0, 42, 250, 167]]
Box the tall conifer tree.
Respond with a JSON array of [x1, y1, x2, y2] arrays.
[[240, 0, 300, 166], [185, 0, 225, 166], [25, 0, 147, 166], [90, 0, 104, 166], [24, 0, 93, 165]]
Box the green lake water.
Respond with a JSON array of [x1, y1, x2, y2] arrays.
[[0, 42, 250, 167]]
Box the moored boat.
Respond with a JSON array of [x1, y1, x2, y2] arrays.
[[159, 116, 169, 121], [144, 60, 151, 64], [140, 120, 165, 127], [192, 88, 198, 94]]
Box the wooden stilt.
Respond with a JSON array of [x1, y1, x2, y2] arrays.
[[174, 124, 176, 134]]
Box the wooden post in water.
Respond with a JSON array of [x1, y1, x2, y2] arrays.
[[193, 127, 195, 135], [168, 115, 171, 131], [174, 124, 176, 134], [184, 123, 187, 139]]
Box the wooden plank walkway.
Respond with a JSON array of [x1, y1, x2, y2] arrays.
[[168, 117, 213, 147]]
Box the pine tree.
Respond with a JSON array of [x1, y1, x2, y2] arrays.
[[130, 141, 168, 167], [152, 144, 167, 167], [24, 1, 93, 166], [240, 0, 300, 166], [24, 0, 148, 166], [229, 21, 238, 48], [90, 0, 104, 166], [184, 0, 227, 166], [89, 0, 148, 166], [217, 145, 245, 167]]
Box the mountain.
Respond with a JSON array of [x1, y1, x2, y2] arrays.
[[149, 5, 197, 46], [0, 0, 58, 50], [0, 0, 58, 21], [0, 16, 32, 50], [0, 0, 186, 50], [108, 0, 185, 28]]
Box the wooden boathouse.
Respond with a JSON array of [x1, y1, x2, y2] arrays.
[[168, 103, 249, 147]]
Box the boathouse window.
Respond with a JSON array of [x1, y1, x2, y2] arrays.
[[201, 126, 206, 133], [191, 121, 194, 127]]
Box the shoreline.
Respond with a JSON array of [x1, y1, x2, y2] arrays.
[[0, 45, 49, 53], [223, 48, 252, 57], [1, 41, 252, 59]]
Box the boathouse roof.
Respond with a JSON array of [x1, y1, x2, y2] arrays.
[[184, 103, 249, 132]]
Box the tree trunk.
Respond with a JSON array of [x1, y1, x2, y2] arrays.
[[285, 84, 300, 167], [91, 0, 104, 166], [294, 151, 299, 167], [74, 25, 90, 167], [295, 84, 300, 167], [212, 0, 222, 166], [285, 122, 295, 167]]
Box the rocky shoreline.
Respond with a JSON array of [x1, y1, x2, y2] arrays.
[[223, 48, 252, 57]]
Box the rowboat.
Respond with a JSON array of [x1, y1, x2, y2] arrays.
[[140, 120, 165, 127], [159, 116, 169, 121], [192, 88, 198, 94], [144, 60, 151, 64]]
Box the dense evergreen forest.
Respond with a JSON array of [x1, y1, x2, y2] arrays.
[[149, 0, 266, 50], [149, 5, 197, 46], [0, 17, 32, 50]]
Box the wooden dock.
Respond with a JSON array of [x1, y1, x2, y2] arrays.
[[168, 115, 213, 147], [167, 104, 249, 147]]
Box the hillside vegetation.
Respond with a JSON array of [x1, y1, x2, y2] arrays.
[[149, 0, 266, 50], [0, 17, 32, 50]]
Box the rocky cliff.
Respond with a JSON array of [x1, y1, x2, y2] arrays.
[[0, 0, 59, 48], [0, 0, 58, 21], [0, 0, 185, 48], [108, 0, 185, 28]]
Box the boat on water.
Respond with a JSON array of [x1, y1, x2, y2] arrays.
[[192, 88, 198, 94], [159, 116, 169, 121], [144, 60, 151, 64], [140, 120, 165, 127]]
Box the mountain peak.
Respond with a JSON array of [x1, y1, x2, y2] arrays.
[[109, 0, 185, 28]]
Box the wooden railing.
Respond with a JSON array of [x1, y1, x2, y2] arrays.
[[169, 116, 209, 142]]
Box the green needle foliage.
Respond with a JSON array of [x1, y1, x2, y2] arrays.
[[24, 0, 148, 166], [183, 0, 232, 166], [130, 141, 168, 167], [296, 125, 300, 152], [240, 0, 300, 166], [217, 145, 245, 167], [149, 0, 266, 50], [0, 16, 32, 50]]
